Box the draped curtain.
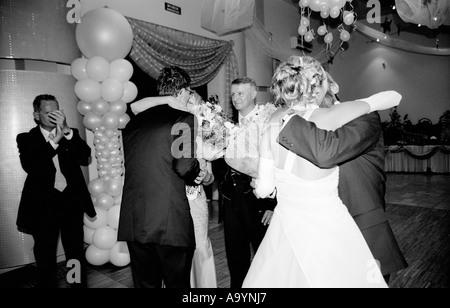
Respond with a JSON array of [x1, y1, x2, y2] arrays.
[[127, 17, 239, 115]]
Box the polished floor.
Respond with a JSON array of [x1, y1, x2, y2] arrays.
[[1, 172, 449, 288]]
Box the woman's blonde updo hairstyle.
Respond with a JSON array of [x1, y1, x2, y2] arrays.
[[271, 56, 335, 108]]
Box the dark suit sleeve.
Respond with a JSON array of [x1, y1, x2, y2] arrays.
[[172, 114, 200, 185], [278, 112, 382, 168], [17, 133, 57, 176], [58, 128, 91, 166]]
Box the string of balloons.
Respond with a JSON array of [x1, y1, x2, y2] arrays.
[[297, 0, 358, 52]]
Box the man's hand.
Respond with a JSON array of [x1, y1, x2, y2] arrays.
[[48, 110, 70, 134], [194, 159, 208, 184], [261, 210, 274, 226], [167, 96, 188, 112]]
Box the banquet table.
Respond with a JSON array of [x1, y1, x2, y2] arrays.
[[384, 145, 450, 173]]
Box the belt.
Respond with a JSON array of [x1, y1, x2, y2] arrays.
[[228, 168, 251, 181]]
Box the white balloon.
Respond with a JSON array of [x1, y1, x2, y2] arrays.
[[92, 226, 117, 250], [101, 79, 124, 103], [318, 25, 328, 36], [330, 6, 341, 19], [83, 225, 96, 245], [74, 79, 101, 103], [109, 242, 130, 267], [122, 81, 138, 103], [324, 33, 334, 44], [86, 56, 111, 82], [110, 59, 134, 82], [71, 58, 88, 81], [85, 244, 110, 266]]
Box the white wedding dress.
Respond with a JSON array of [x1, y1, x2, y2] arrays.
[[242, 110, 388, 288], [187, 183, 217, 288]]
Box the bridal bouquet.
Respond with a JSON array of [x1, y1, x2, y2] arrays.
[[188, 94, 236, 161], [224, 103, 278, 178]]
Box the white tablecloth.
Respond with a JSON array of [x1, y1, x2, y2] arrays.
[[384, 145, 450, 173]]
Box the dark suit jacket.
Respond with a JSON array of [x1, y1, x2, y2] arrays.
[[16, 126, 96, 234], [118, 105, 200, 248], [278, 112, 407, 275]]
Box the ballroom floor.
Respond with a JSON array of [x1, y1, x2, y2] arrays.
[[1, 172, 449, 288]]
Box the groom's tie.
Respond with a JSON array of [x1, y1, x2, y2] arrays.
[[49, 133, 67, 192]]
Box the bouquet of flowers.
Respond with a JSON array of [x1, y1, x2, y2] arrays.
[[188, 94, 236, 161], [224, 103, 278, 178]]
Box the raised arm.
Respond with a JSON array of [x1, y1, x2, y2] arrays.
[[310, 91, 402, 131], [131, 96, 180, 115], [254, 126, 276, 199], [278, 112, 381, 168]]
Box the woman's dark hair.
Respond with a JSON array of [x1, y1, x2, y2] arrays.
[[157, 66, 191, 96]]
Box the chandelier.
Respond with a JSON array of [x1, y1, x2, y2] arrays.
[[297, 0, 357, 51]]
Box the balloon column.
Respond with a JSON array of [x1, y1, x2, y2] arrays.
[[298, 0, 357, 50], [71, 8, 137, 267]]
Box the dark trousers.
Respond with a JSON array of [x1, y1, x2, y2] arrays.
[[32, 191, 85, 288], [221, 171, 271, 288], [127, 241, 195, 288]]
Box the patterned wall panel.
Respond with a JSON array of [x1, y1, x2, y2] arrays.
[[0, 68, 89, 270], [0, 0, 80, 64]]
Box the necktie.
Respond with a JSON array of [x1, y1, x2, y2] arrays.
[[240, 117, 249, 126], [49, 133, 67, 192]]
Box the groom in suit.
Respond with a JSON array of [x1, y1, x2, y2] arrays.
[[278, 89, 408, 283], [118, 66, 210, 288], [17, 94, 96, 288]]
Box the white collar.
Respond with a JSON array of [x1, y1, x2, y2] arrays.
[[39, 126, 56, 142], [238, 105, 258, 124]]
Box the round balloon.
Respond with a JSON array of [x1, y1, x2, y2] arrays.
[[92, 226, 117, 250], [71, 58, 88, 81], [92, 99, 110, 116], [109, 242, 130, 267], [344, 11, 355, 25], [83, 207, 108, 230], [86, 56, 111, 82], [324, 33, 334, 44], [122, 81, 138, 103], [298, 25, 307, 36], [83, 225, 96, 245], [75, 8, 133, 62], [109, 101, 127, 116], [330, 6, 341, 19], [83, 112, 102, 131], [88, 178, 106, 196], [105, 179, 123, 197], [309, 0, 322, 12], [101, 79, 124, 103], [74, 79, 101, 103], [77, 100, 93, 116], [102, 112, 120, 130], [304, 31, 314, 42], [85, 244, 110, 266], [110, 59, 134, 82], [317, 25, 328, 36], [299, 0, 310, 8], [95, 192, 115, 210], [340, 30, 351, 42], [118, 114, 131, 129]]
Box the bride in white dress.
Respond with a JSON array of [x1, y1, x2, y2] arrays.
[[242, 57, 401, 288]]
